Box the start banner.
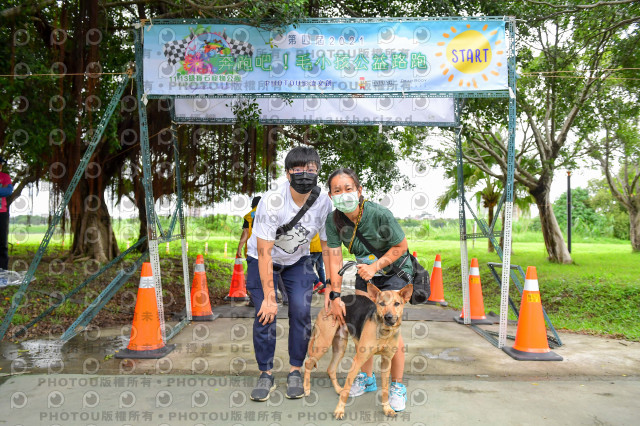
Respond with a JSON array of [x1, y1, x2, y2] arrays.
[[142, 19, 508, 96]]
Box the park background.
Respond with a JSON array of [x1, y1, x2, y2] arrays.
[[0, 1, 638, 344]]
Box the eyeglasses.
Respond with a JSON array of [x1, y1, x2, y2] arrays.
[[290, 167, 318, 175]]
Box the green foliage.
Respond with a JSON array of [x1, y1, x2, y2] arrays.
[[242, 0, 307, 30], [589, 178, 630, 240], [553, 188, 609, 237], [416, 221, 431, 238], [313, 126, 412, 194]]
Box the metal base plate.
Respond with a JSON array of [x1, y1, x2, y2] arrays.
[[115, 343, 176, 359], [224, 295, 249, 301], [502, 346, 563, 361], [192, 314, 216, 321], [454, 315, 494, 325]]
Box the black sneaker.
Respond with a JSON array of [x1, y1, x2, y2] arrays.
[[250, 372, 276, 401], [285, 370, 304, 399]]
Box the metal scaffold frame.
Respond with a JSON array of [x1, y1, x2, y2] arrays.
[[454, 18, 561, 348], [0, 48, 193, 343], [2, 17, 556, 354]]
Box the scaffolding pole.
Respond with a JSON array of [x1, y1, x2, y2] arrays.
[[497, 16, 518, 349], [134, 28, 167, 344]]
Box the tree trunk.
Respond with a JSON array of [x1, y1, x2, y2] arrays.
[[487, 204, 495, 253], [630, 206, 640, 252], [68, 181, 120, 263], [532, 187, 572, 264]]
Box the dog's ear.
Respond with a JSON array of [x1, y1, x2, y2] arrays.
[[398, 284, 413, 303], [367, 282, 381, 301]]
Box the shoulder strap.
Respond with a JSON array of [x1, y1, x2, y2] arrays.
[[339, 210, 411, 282], [276, 186, 321, 238], [339, 209, 384, 257]]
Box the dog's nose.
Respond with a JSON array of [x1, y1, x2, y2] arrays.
[[384, 314, 395, 324]]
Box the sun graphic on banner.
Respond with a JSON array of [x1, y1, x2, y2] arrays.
[[435, 24, 504, 88]]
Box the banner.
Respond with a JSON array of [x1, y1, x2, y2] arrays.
[[173, 97, 456, 126], [142, 19, 508, 96]]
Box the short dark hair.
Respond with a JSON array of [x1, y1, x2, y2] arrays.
[[284, 146, 321, 172], [251, 196, 262, 209]]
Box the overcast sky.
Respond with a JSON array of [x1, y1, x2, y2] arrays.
[[14, 156, 602, 221]]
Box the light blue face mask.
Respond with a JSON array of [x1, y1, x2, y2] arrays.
[[332, 191, 359, 213]]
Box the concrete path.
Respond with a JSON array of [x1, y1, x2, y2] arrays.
[[2, 313, 640, 425], [1, 374, 638, 425], [2, 269, 640, 425]]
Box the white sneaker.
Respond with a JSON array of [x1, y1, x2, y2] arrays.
[[389, 382, 407, 411], [349, 372, 377, 397]]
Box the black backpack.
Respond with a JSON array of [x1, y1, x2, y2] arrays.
[[407, 253, 431, 305]]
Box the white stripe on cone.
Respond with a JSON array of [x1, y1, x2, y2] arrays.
[[469, 267, 480, 275], [434, 261, 441, 268], [195, 263, 205, 272], [139, 276, 155, 289], [523, 278, 539, 291]]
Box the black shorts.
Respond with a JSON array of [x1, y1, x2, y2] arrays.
[[355, 274, 408, 293]]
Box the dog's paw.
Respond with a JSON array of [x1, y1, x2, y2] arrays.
[[383, 406, 397, 417], [334, 409, 345, 420], [304, 388, 310, 397]]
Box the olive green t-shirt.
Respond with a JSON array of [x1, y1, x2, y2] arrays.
[[325, 201, 412, 277]]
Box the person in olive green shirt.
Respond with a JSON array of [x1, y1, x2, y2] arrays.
[[324, 167, 411, 412]]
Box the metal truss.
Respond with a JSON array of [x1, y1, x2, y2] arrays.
[[134, 27, 192, 345], [173, 117, 459, 127], [2, 17, 526, 358], [148, 92, 511, 100], [149, 17, 510, 26], [0, 72, 132, 341], [0, 30, 193, 343]]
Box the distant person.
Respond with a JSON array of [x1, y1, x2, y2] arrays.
[[236, 196, 262, 259], [0, 156, 13, 274], [309, 233, 327, 294]]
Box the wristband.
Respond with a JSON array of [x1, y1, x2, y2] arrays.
[[329, 291, 341, 301]]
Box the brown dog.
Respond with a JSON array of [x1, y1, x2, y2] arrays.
[[303, 283, 413, 419]]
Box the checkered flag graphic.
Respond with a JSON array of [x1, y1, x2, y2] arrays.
[[162, 36, 193, 65], [222, 31, 254, 57]]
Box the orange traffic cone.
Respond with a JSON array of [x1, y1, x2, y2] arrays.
[[224, 256, 249, 301], [116, 262, 175, 359], [503, 266, 562, 361], [427, 254, 448, 306], [190, 255, 215, 321], [455, 258, 492, 325]]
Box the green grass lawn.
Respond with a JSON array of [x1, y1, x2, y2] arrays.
[[407, 240, 640, 341], [6, 231, 640, 341]]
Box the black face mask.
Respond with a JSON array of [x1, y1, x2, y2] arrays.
[[289, 172, 318, 194]]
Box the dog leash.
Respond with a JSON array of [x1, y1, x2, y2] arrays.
[[313, 261, 357, 294]]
